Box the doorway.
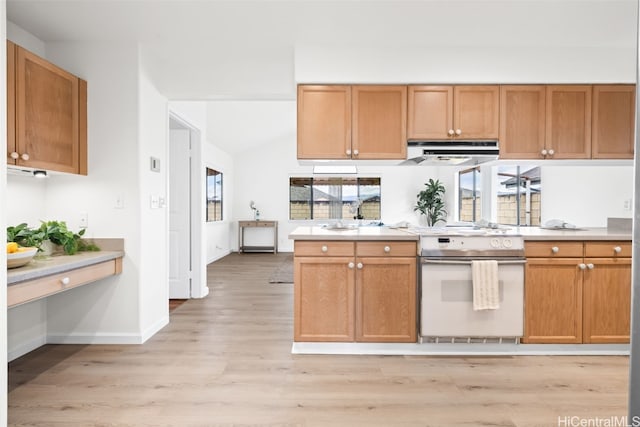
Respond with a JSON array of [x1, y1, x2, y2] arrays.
[[168, 114, 205, 300]]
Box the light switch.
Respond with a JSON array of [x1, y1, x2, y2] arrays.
[[150, 195, 160, 209], [150, 157, 161, 172], [79, 212, 88, 229]]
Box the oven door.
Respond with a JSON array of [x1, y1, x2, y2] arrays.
[[420, 258, 526, 338]]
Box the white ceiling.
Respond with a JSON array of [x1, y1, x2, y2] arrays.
[[7, 0, 638, 153]]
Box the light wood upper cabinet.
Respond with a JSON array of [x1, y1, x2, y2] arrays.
[[352, 85, 407, 159], [407, 86, 453, 139], [499, 85, 546, 159], [545, 85, 592, 159], [297, 85, 406, 160], [297, 85, 351, 160], [453, 86, 500, 139], [592, 85, 635, 159], [408, 85, 499, 140], [7, 41, 87, 175]]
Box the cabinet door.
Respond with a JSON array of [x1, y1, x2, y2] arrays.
[[294, 256, 355, 342], [523, 258, 582, 344], [407, 85, 453, 140], [499, 85, 546, 159], [453, 85, 500, 139], [352, 85, 407, 159], [7, 40, 16, 164], [582, 258, 631, 343], [545, 85, 592, 159], [16, 46, 80, 173], [297, 85, 351, 159], [592, 85, 635, 159], [355, 257, 416, 343]]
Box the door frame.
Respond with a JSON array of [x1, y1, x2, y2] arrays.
[[168, 112, 207, 299]]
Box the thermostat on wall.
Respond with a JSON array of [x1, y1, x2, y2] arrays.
[[150, 157, 161, 172]]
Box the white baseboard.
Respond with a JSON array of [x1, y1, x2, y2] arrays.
[[8, 335, 47, 362], [207, 249, 231, 264], [47, 332, 145, 345], [141, 315, 169, 343]]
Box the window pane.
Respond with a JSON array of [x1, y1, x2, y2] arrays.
[[496, 165, 540, 226], [207, 168, 223, 222], [290, 178, 312, 220], [458, 167, 480, 222], [289, 177, 381, 220]]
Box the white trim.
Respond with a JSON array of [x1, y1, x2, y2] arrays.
[[207, 249, 232, 264], [8, 335, 47, 362], [46, 332, 146, 345], [292, 342, 631, 356], [141, 315, 169, 343]]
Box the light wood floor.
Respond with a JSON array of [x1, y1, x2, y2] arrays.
[[8, 253, 630, 426]]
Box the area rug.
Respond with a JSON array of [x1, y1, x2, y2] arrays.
[[268, 255, 294, 283]]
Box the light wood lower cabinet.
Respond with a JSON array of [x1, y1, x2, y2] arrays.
[[8, 258, 123, 308], [523, 241, 630, 344], [294, 256, 355, 342], [294, 240, 417, 343]]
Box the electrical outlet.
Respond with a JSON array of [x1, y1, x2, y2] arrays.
[[624, 199, 632, 211], [115, 194, 124, 209], [79, 212, 88, 229]]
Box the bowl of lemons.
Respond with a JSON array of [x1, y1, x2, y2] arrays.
[[7, 243, 38, 269]]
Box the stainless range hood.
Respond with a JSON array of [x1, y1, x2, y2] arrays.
[[401, 140, 499, 166]]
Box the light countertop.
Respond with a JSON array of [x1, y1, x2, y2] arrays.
[[8, 238, 125, 285], [515, 227, 632, 241], [289, 226, 419, 241]]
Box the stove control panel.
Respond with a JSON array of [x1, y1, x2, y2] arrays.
[[424, 235, 524, 252]]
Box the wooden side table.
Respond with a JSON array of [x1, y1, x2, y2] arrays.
[[238, 220, 278, 253]]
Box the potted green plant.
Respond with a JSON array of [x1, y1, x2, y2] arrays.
[[414, 179, 447, 226]]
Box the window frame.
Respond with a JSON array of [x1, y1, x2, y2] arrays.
[[206, 167, 223, 222]]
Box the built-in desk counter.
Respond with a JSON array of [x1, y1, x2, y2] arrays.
[[7, 239, 124, 308]]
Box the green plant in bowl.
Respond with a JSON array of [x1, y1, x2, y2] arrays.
[[7, 221, 100, 255]]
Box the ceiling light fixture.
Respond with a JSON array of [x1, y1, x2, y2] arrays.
[[33, 170, 47, 178]]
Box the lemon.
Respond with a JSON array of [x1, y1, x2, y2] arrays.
[[6, 242, 18, 254]]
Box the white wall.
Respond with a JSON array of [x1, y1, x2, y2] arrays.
[[541, 165, 634, 227], [138, 68, 169, 339]]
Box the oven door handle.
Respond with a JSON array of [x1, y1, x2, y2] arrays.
[[421, 259, 527, 265]]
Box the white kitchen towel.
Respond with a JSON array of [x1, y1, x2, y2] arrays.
[[471, 260, 500, 310]]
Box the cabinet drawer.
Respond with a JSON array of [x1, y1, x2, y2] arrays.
[[584, 241, 631, 258], [356, 241, 417, 257], [525, 242, 583, 258], [294, 241, 355, 257], [8, 259, 120, 308]]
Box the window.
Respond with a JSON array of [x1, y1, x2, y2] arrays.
[[206, 168, 223, 221], [458, 167, 482, 222], [289, 177, 381, 220], [495, 165, 541, 226]]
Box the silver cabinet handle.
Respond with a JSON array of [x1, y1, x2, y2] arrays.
[[578, 263, 586, 270], [321, 245, 328, 253], [551, 246, 559, 254], [384, 246, 391, 253], [357, 262, 363, 269], [614, 246, 622, 254], [587, 263, 594, 270], [348, 262, 355, 269]]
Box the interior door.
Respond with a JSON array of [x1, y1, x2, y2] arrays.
[[169, 128, 192, 299]]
